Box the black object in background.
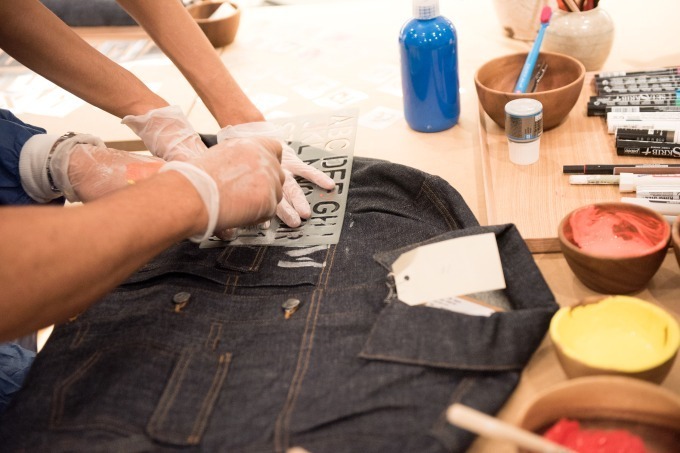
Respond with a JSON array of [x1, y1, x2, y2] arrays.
[[40, 0, 137, 27]]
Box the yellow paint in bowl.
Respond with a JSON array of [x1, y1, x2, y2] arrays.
[[550, 296, 680, 373]]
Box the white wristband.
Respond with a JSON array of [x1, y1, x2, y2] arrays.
[[19, 132, 104, 203], [159, 161, 219, 243]]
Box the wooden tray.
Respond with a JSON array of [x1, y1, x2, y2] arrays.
[[478, 73, 680, 252]]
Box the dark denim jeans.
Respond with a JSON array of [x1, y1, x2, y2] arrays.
[[0, 157, 558, 452], [40, 0, 137, 27]]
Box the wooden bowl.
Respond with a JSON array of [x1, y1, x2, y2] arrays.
[[557, 202, 670, 294], [517, 376, 680, 453], [474, 51, 585, 130], [672, 215, 680, 270], [550, 296, 680, 384], [187, 1, 241, 48]]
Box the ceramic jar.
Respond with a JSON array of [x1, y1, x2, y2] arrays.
[[492, 0, 550, 41], [543, 7, 614, 71]]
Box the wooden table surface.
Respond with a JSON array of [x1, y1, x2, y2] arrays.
[[480, 74, 680, 245], [3, 1, 680, 451]]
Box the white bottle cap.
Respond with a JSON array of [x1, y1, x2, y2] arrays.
[[413, 0, 439, 20], [619, 172, 637, 192], [504, 98, 543, 117]]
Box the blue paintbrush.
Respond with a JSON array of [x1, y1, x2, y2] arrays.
[[514, 6, 552, 93]]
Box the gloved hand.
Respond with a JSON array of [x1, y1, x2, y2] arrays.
[[61, 145, 165, 202], [160, 137, 285, 242], [121, 105, 208, 161], [19, 132, 165, 203], [217, 121, 336, 227]]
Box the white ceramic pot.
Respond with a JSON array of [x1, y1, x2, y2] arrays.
[[543, 7, 615, 71], [492, 0, 551, 41]]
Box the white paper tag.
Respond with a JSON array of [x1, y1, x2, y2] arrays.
[[425, 296, 499, 317], [392, 233, 506, 307]]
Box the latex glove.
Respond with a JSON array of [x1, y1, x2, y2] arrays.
[[121, 105, 208, 161], [19, 132, 165, 203], [62, 145, 165, 202], [160, 137, 284, 242], [19, 133, 103, 203], [217, 121, 336, 227]]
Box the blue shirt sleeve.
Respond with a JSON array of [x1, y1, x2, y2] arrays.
[[0, 342, 36, 415], [0, 109, 48, 205]]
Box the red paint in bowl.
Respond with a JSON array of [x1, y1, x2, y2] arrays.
[[564, 204, 669, 258], [544, 418, 648, 453]]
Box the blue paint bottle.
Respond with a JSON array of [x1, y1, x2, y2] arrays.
[[399, 0, 460, 132]]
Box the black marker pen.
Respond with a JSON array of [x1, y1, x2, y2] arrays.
[[563, 164, 680, 175]]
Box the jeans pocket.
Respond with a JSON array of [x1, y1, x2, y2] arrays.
[[357, 299, 555, 451], [358, 300, 542, 371], [146, 349, 231, 445], [50, 343, 229, 446], [365, 224, 559, 370]]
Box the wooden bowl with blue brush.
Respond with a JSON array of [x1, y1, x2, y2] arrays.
[[475, 51, 585, 131]]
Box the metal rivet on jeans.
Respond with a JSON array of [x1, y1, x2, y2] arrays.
[[173, 292, 191, 312], [282, 298, 301, 319]]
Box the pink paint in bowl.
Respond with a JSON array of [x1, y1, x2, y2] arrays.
[[558, 203, 671, 293], [564, 204, 669, 258]]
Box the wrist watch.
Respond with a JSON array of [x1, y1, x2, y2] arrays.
[[45, 132, 78, 193]]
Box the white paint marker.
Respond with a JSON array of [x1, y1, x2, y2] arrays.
[[637, 186, 680, 200], [621, 197, 680, 216], [619, 172, 680, 192], [569, 174, 620, 185]]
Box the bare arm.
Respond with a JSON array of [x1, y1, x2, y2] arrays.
[[1, 135, 283, 342], [0, 171, 206, 341], [0, 0, 167, 117], [117, 0, 265, 127]]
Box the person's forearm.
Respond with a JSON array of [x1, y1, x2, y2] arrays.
[[0, 0, 168, 117], [0, 171, 206, 341], [117, 0, 265, 127]]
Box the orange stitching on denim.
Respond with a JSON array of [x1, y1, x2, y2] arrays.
[[274, 245, 333, 451], [50, 350, 102, 427], [222, 275, 239, 295], [250, 246, 267, 271], [231, 276, 239, 294], [223, 274, 232, 294], [284, 289, 323, 448], [421, 179, 459, 230], [284, 290, 323, 449], [273, 289, 323, 452], [148, 352, 191, 436], [205, 322, 223, 351], [188, 353, 232, 444], [358, 352, 518, 371], [69, 321, 90, 349], [318, 244, 337, 289]]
